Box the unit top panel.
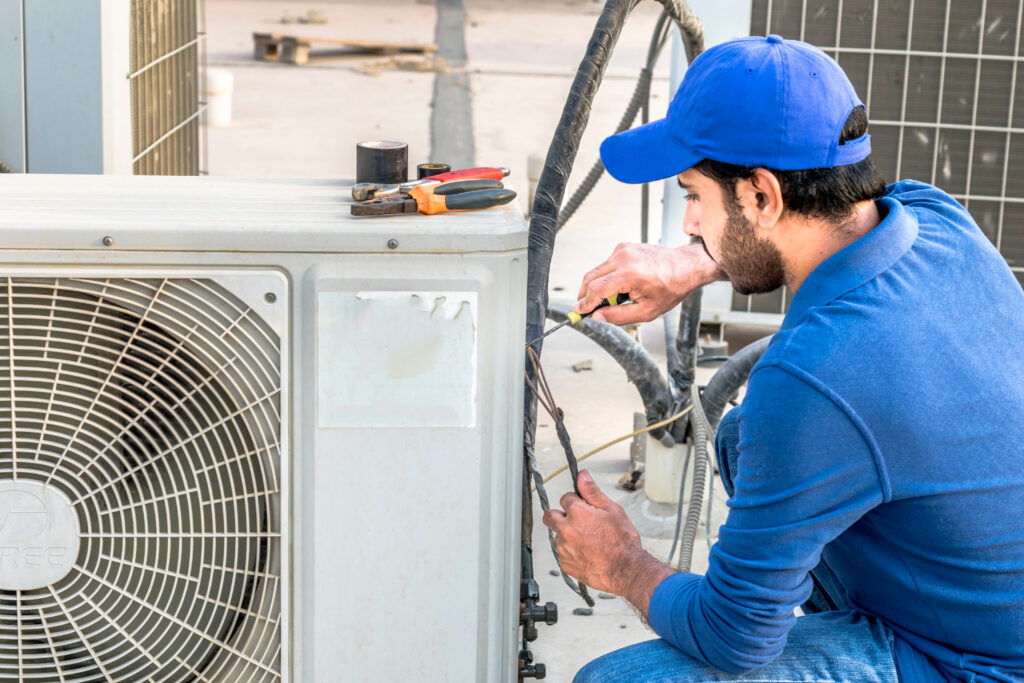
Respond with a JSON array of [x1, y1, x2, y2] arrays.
[[0, 175, 528, 254]]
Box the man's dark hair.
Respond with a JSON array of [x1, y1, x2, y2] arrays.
[[693, 106, 886, 224]]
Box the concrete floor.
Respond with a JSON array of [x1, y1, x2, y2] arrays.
[[205, 2, 772, 679]]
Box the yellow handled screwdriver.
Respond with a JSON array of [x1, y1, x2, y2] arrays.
[[525, 293, 631, 348]]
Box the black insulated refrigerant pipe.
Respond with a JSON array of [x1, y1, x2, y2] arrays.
[[520, 5, 704, 676], [556, 9, 672, 232], [523, 0, 704, 547], [700, 335, 772, 429], [555, 6, 703, 233], [546, 301, 674, 443], [524, 0, 634, 560], [670, 288, 702, 416]]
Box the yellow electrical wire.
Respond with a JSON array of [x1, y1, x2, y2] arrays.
[[536, 404, 694, 488]]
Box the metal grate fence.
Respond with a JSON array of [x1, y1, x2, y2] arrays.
[[733, 0, 1024, 314], [130, 0, 206, 175]]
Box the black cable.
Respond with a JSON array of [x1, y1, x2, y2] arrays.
[[521, 2, 704, 672], [557, 10, 673, 232], [521, 4, 639, 669], [524, 0, 634, 567]]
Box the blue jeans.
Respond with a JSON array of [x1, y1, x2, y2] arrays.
[[574, 410, 902, 683]]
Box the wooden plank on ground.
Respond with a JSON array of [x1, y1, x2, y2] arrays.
[[253, 32, 438, 65]]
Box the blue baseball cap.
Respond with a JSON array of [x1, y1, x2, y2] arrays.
[[600, 34, 871, 183]]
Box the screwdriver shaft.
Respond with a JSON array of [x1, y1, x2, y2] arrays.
[[524, 294, 630, 348], [525, 319, 570, 348]]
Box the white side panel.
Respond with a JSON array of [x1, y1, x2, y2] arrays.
[[303, 253, 525, 683], [100, 0, 132, 174], [0, 0, 25, 172]]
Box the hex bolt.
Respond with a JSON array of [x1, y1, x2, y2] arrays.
[[523, 601, 558, 626], [387, 239, 399, 250], [102, 236, 114, 247], [264, 292, 277, 304]]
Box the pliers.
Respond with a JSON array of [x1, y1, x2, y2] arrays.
[[351, 178, 517, 216], [351, 166, 510, 201]]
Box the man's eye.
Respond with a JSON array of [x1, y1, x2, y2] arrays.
[[686, 194, 699, 202]]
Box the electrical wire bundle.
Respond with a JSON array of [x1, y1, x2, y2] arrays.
[[525, 347, 596, 607]]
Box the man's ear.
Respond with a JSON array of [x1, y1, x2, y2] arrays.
[[738, 168, 784, 230]]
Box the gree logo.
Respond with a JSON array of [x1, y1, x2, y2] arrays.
[[0, 546, 66, 567], [0, 481, 80, 590], [0, 489, 50, 543]]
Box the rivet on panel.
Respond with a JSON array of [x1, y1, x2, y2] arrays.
[[102, 236, 114, 247], [387, 239, 399, 249]]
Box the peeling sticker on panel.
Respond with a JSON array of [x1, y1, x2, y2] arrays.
[[317, 291, 478, 428]]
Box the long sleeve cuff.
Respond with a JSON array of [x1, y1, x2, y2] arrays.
[[647, 571, 701, 644]]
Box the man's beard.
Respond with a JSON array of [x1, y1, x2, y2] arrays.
[[717, 199, 787, 295]]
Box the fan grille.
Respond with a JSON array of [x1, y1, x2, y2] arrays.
[[0, 277, 282, 682]]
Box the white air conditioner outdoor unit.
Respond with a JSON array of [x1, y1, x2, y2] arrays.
[[0, 174, 527, 682]]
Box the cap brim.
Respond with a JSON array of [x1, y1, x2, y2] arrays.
[[599, 118, 702, 184]]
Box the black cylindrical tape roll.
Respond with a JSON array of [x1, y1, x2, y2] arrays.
[[356, 141, 408, 184], [417, 163, 451, 179]]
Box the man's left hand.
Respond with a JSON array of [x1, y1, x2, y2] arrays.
[[542, 470, 673, 610]]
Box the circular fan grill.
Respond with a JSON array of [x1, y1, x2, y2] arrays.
[[0, 277, 282, 682]]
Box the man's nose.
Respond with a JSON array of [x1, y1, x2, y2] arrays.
[[683, 214, 701, 238], [682, 199, 701, 237]]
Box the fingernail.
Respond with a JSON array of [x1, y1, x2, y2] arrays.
[[580, 470, 593, 484]]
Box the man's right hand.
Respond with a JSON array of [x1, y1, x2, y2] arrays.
[[575, 242, 724, 325]]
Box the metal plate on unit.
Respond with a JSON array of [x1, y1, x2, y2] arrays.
[[317, 290, 478, 428]]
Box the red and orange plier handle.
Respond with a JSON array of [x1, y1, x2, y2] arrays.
[[351, 178, 517, 217], [351, 166, 510, 201]]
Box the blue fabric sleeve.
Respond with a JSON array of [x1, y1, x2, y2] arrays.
[[646, 363, 886, 674]]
